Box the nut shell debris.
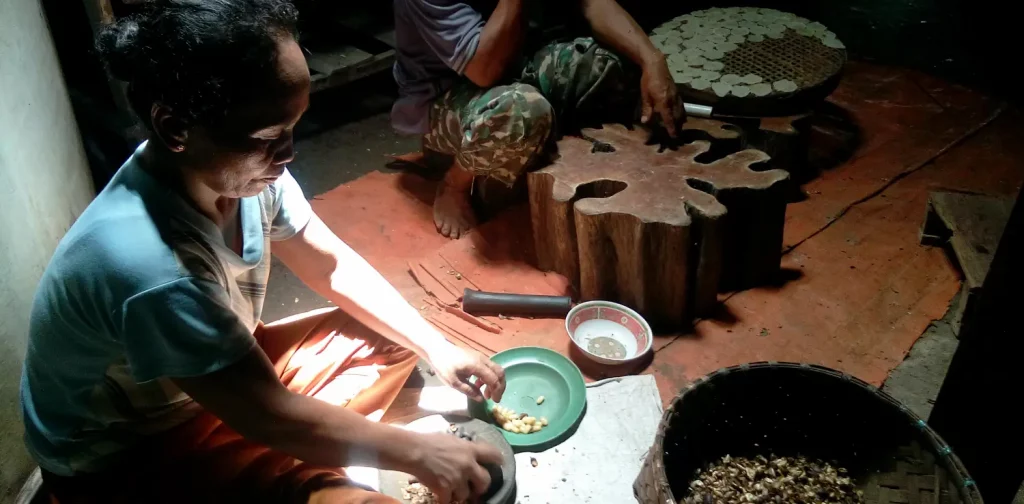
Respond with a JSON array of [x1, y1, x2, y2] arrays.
[[401, 481, 467, 504], [681, 454, 864, 504]]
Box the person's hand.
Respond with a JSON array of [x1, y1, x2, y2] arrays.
[[428, 344, 506, 402], [407, 432, 504, 503], [640, 52, 684, 138]]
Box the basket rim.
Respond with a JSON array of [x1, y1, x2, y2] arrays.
[[646, 361, 984, 503]]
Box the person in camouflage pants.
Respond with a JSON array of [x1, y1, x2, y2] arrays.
[[422, 36, 640, 186], [392, 0, 681, 238]]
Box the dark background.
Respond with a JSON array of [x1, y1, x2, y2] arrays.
[[43, 0, 1021, 187]]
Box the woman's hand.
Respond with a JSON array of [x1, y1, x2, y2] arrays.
[[640, 53, 684, 137], [406, 432, 504, 503], [428, 344, 506, 402]]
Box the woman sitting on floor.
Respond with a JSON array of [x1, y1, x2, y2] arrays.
[[20, 1, 505, 502]]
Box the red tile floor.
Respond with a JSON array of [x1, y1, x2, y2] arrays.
[[310, 62, 1024, 406]]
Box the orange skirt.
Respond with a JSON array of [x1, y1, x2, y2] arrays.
[[43, 308, 417, 504]]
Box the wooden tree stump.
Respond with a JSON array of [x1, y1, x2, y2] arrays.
[[678, 113, 813, 178], [737, 113, 813, 176], [679, 116, 744, 142], [528, 123, 791, 328]]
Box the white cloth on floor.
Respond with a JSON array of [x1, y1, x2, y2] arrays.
[[514, 375, 663, 504]]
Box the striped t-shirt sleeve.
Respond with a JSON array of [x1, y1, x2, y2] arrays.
[[268, 169, 313, 241]]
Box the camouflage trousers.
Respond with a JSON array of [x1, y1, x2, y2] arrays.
[[422, 37, 639, 185]]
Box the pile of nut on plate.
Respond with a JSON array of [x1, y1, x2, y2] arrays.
[[681, 454, 864, 504], [650, 7, 846, 99], [490, 402, 549, 434], [401, 481, 444, 504]]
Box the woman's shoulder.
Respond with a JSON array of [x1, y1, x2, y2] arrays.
[[44, 181, 201, 303]]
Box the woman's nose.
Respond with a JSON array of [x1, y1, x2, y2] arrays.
[[272, 132, 295, 165]]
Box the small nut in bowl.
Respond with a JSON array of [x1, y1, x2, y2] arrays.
[[565, 301, 653, 366]]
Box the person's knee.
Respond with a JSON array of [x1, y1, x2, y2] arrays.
[[348, 493, 398, 504], [309, 493, 392, 504], [492, 83, 554, 148], [390, 347, 419, 374], [510, 83, 554, 120], [307, 486, 400, 504], [457, 83, 554, 182]]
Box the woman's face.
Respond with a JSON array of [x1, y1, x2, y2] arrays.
[[174, 36, 311, 198]]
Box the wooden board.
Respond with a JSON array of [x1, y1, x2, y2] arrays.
[[528, 124, 790, 328], [301, 8, 398, 92], [921, 191, 1013, 288], [920, 190, 1014, 335], [306, 45, 395, 93], [930, 187, 1024, 503]]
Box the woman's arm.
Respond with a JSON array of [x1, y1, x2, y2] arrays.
[[581, 0, 682, 135], [172, 348, 502, 502], [272, 213, 505, 401]]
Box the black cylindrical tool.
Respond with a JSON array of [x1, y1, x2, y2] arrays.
[[461, 288, 573, 318]]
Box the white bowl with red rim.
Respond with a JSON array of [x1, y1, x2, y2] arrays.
[[565, 300, 653, 366]]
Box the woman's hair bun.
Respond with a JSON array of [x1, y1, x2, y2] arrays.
[[90, 0, 300, 127], [96, 17, 142, 82]]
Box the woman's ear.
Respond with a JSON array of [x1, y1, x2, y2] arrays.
[[150, 103, 189, 152]]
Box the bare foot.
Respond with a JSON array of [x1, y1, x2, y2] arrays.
[[433, 165, 476, 239]]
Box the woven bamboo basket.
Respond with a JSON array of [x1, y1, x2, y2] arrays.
[[634, 362, 983, 504]]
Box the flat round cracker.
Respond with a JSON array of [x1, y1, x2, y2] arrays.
[[703, 60, 725, 71], [741, 73, 763, 84], [720, 73, 742, 85], [730, 84, 751, 98], [703, 49, 724, 60], [701, 70, 722, 81], [712, 81, 732, 97], [822, 37, 846, 49], [750, 82, 773, 96], [773, 79, 798, 93], [690, 78, 712, 90], [687, 55, 708, 67], [682, 47, 704, 58]]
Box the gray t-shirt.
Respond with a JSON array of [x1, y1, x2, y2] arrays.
[[391, 0, 485, 135], [391, 0, 581, 135]]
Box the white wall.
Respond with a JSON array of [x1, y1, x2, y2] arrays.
[[0, 0, 96, 498]]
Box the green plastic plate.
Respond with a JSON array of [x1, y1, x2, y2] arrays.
[[469, 347, 587, 452]]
